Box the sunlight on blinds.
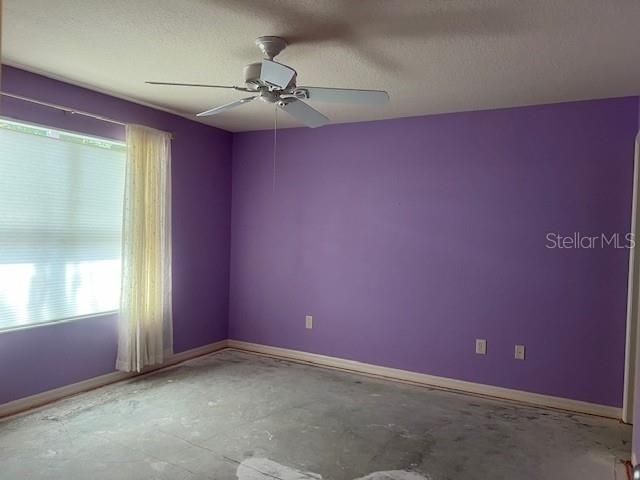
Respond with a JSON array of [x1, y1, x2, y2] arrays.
[[0, 119, 126, 330]]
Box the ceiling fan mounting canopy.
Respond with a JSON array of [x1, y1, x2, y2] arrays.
[[145, 35, 389, 128], [255, 35, 288, 60]]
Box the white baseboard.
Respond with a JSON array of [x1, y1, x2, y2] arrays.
[[2, 338, 621, 421], [0, 339, 229, 419], [227, 340, 621, 419], [0, 370, 134, 420], [169, 339, 229, 364]]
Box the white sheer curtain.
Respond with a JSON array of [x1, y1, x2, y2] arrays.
[[116, 125, 172, 372]]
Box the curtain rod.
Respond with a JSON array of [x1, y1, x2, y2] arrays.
[[0, 91, 175, 139]]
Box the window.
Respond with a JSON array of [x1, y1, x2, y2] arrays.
[[0, 119, 126, 330]]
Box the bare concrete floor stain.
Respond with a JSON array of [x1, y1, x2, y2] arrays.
[[0, 350, 631, 480]]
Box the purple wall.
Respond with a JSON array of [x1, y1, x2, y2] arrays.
[[1, 64, 637, 414], [229, 98, 638, 407], [0, 66, 232, 404]]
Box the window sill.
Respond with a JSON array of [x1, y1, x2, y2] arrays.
[[0, 311, 119, 335]]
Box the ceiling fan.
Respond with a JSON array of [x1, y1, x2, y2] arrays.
[[146, 36, 389, 128]]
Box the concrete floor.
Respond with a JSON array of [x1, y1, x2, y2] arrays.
[[0, 350, 631, 480]]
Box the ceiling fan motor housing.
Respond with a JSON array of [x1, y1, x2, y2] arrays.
[[243, 61, 298, 97]]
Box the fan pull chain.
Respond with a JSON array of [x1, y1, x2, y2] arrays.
[[273, 103, 278, 193]]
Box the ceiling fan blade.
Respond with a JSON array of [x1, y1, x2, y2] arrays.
[[260, 59, 296, 88], [279, 100, 329, 128], [146, 81, 237, 89], [297, 87, 389, 105], [196, 96, 257, 117]]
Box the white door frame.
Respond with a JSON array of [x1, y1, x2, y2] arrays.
[[623, 133, 640, 425]]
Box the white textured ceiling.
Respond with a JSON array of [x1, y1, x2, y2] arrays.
[[4, 0, 640, 132]]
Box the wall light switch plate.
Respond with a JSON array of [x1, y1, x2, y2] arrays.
[[475, 339, 487, 355], [515, 344, 525, 360], [305, 315, 313, 329]]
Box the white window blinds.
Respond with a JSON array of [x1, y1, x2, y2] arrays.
[[0, 119, 126, 330]]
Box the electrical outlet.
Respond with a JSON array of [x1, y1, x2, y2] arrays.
[[305, 315, 313, 329], [475, 339, 487, 355], [515, 344, 525, 360]]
